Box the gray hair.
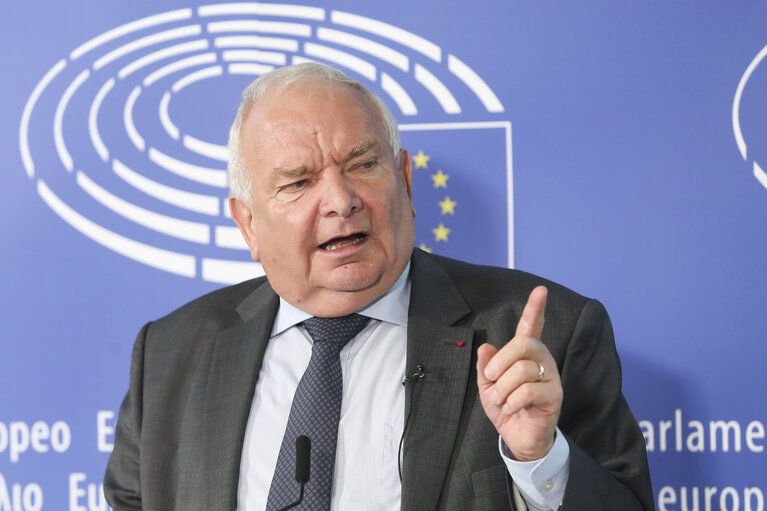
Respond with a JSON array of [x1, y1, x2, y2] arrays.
[[227, 62, 401, 202]]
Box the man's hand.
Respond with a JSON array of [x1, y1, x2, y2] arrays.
[[476, 286, 563, 461]]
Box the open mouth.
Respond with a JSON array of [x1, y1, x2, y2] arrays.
[[319, 233, 367, 251]]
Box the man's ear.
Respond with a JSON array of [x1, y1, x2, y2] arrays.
[[398, 148, 416, 217], [229, 195, 260, 261]]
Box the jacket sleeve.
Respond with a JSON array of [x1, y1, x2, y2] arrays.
[[103, 323, 150, 510], [557, 299, 654, 510]]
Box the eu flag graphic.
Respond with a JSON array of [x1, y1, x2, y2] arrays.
[[402, 122, 512, 269]]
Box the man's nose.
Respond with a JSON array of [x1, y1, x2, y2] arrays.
[[318, 172, 362, 217]]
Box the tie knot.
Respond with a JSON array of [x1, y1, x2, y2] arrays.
[[303, 314, 370, 349]]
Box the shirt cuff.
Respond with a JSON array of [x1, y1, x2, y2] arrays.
[[498, 427, 570, 511]]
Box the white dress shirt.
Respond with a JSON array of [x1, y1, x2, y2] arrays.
[[237, 265, 569, 510]]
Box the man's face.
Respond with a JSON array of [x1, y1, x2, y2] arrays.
[[230, 82, 415, 317]]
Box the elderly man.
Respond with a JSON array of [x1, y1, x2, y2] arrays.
[[105, 63, 653, 510]]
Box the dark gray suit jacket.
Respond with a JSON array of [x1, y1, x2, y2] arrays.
[[105, 249, 653, 510]]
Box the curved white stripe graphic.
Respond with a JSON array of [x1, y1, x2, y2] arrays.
[[381, 72, 417, 115], [202, 258, 264, 284], [199, 3, 324, 20], [228, 63, 276, 75], [148, 147, 228, 187], [144, 52, 217, 87], [120, 40, 210, 80], [415, 64, 460, 114], [215, 225, 248, 249], [54, 68, 90, 172], [89, 78, 115, 162], [317, 27, 409, 72], [77, 171, 211, 244], [71, 9, 193, 60], [172, 65, 222, 92], [20, 58, 66, 178], [291, 55, 316, 65], [159, 92, 180, 140], [113, 159, 220, 215], [754, 161, 767, 190], [213, 35, 299, 52], [94, 25, 203, 71], [38, 179, 197, 277], [221, 49, 287, 65], [304, 42, 376, 81], [183, 135, 229, 162], [448, 55, 504, 113], [331, 11, 441, 63], [124, 86, 145, 152], [206, 20, 311, 37], [733, 44, 767, 161]]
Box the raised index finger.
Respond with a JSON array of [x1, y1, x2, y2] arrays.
[[515, 286, 548, 340]]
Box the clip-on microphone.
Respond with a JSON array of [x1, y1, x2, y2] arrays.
[[277, 435, 311, 511]]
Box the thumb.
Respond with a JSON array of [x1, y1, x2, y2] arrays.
[[476, 343, 498, 390]]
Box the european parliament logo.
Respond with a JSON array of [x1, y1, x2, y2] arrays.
[[19, 3, 512, 284]]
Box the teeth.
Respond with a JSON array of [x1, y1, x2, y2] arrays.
[[322, 235, 364, 250]]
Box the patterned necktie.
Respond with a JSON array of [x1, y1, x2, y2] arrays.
[[266, 314, 371, 510]]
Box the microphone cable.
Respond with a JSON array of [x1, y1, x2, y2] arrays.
[[398, 364, 425, 482]]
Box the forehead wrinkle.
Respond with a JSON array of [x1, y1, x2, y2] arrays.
[[250, 88, 383, 181], [257, 118, 319, 177]]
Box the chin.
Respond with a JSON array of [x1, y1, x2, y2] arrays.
[[298, 261, 405, 316], [322, 272, 382, 293], [319, 260, 388, 290]]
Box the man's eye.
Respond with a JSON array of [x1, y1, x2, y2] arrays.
[[284, 179, 307, 191], [357, 159, 377, 170]]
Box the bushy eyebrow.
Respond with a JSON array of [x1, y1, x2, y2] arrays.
[[271, 165, 308, 179], [346, 138, 378, 160]]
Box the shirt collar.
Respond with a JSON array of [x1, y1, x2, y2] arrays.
[[271, 263, 411, 337]]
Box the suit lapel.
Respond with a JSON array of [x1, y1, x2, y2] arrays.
[[401, 251, 475, 511], [196, 252, 476, 510], [200, 280, 280, 510]]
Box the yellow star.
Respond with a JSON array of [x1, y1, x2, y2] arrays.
[[418, 243, 433, 253], [412, 150, 430, 169], [431, 169, 449, 188], [438, 196, 457, 215], [432, 223, 450, 242]]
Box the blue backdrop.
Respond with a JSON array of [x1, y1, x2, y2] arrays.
[[2, 2, 766, 509]]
